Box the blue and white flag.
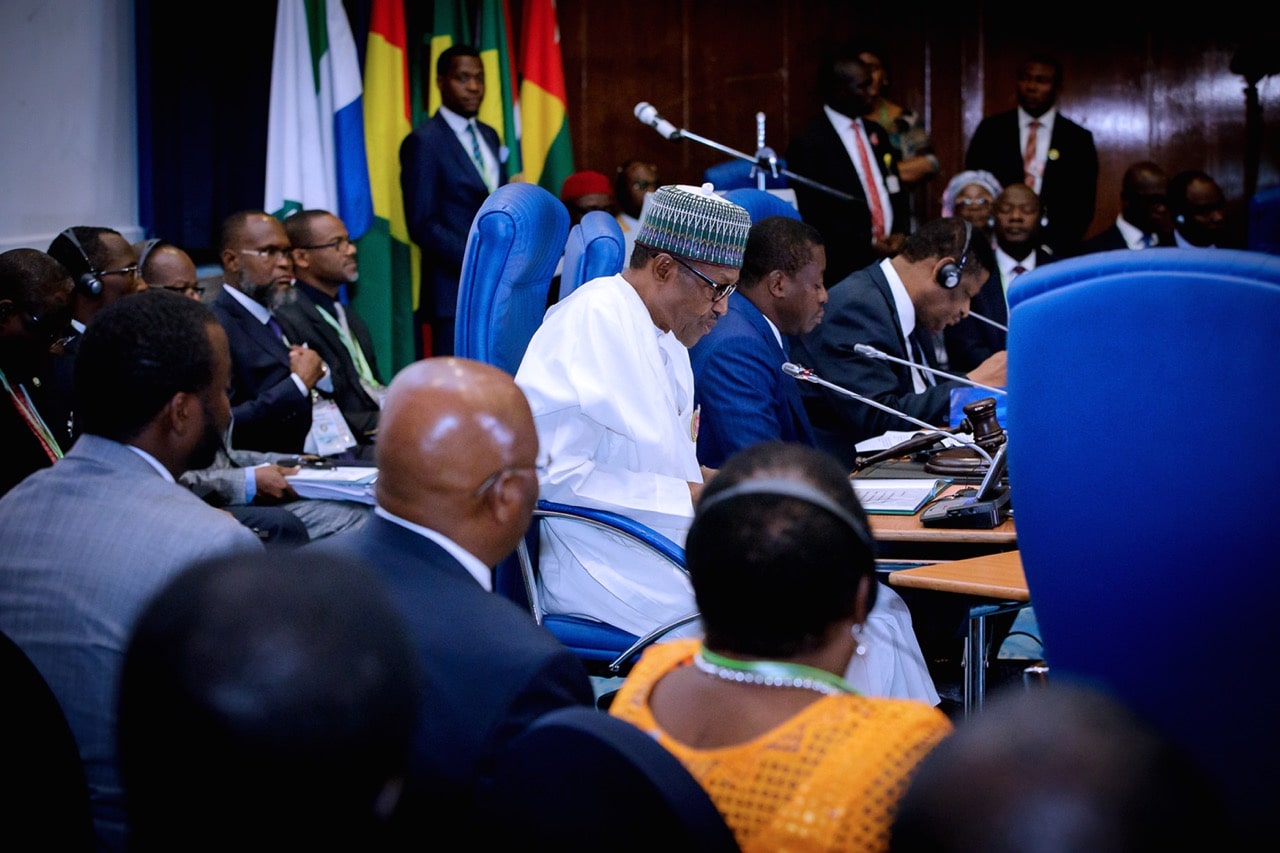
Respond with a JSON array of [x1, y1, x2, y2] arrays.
[[265, 0, 372, 237]]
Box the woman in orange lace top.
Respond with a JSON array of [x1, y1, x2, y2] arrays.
[[609, 442, 952, 852]]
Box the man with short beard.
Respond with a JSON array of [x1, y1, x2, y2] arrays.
[[0, 289, 263, 851], [211, 209, 327, 452]]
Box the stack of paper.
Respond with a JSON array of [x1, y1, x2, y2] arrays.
[[286, 466, 378, 505], [851, 478, 949, 515]]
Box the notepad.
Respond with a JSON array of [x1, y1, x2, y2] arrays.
[[286, 466, 378, 505], [851, 477, 949, 515]]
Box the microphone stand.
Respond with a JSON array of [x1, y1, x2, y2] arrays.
[[664, 112, 855, 202]]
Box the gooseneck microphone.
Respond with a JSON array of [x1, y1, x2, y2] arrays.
[[966, 311, 1009, 332], [634, 102, 682, 141], [852, 343, 1007, 395], [781, 363, 993, 465]]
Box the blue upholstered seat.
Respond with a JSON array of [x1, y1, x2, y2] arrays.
[[720, 187, 801, 224], [559, 209, 625, 300]]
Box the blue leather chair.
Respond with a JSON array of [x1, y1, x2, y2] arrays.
[[455, 184, 698, 675], [1005, 247, 1280, 842], [720, 187, 801, 224], [1248, 183, 1280, 254], [454, 182, 569, 376], [559, 209, 625, 301], [703, 158, 789, 191]]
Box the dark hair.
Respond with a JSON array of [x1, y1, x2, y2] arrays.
[[74, 289, 216, 441], [282, 208, 334, 247], [436, 43, 481, 78], [1020, 53, 1064, 86], [0, 247, 70, 306], [1166, 169, 1214, 217], [737, 216, 824, 290], [629, 240, 659, 270], [47, 226, 121, 281], [687, 442, 875, 658], [817, 40, 869, 101], [900, 217, 992, 281], [218, 209, 274, 253], [119, 549, 419, 850]]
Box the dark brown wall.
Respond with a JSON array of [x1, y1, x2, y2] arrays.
[[554, 1, 1279, 245]]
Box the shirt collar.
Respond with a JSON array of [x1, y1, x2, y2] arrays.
[[881, 258, 916, 339], [221, 281, 274, 325], [438, 104, 474, 135], [373, 506, 493, 591], [1114, 214, 1150, 250], [296, 281, 339, 316], [1018, 105, 1058, 132], [126, 444, 175, 483]]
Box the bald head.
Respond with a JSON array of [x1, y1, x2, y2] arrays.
[[375, 358, 540, 566]]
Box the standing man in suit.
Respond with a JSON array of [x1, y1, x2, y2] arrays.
[[787, 41, 909, 285], [792, 217, 1007, 467], [279, 209, 384, 452], [945, 183, 1055, 372], [0, 248, 73, 497], [0, 290, 263, 851], [400, 44, 508, 358], [310, 357, 594, 834], [689, 215, 827, 469], [965, 53, 1099, 259], [210, 210, 327, 454], [1077, 160, 1173, 255]]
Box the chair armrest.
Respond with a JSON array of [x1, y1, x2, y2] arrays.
[[534, 500, 686, 570]]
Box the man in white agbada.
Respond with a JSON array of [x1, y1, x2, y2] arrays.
[[515, 183, 939, 704]]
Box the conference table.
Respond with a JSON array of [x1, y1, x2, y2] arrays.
[[861, 482, 1028, 716]]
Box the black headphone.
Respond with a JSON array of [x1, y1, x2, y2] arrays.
[[137, 238, 162, 275], [698, 477, 876, 558], [61, 228, 104, 296], [936, 219, 973, 289]]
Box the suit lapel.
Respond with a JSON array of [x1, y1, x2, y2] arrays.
[[217, 288, 292, 367]]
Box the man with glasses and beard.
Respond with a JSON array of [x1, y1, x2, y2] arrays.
[[210, 210, 327, 453], [0, 289, 263, 851]]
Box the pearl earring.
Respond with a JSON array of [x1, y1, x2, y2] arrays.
[[851, 623, 868, 657]]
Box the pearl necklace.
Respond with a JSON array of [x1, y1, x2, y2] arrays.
[[693, 647, 858, 696]]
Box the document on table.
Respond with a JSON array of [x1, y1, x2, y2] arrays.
[[286, 466, 378, 505], [851, 477, 950, 515]]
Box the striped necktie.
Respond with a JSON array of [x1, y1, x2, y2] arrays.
[[466, 122, 493, 192], [1023, 120, 1041, 187]]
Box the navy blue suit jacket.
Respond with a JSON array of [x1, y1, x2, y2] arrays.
[[399, 112, 507, 321], [792, 263, 959, 468], [786, 113, 909, 284], [965, 109, 1099, 258], [309, 514, 593, 827], [210, 285, 312, 453], [689, 293, 817, 468]]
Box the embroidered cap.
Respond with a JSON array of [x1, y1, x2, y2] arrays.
[[634, 183, 751, 268]]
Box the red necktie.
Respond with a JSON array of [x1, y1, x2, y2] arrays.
[[1012, 265, 1027, 275], [851, 121, 886, 241], [1023, 120, 1041, 187]]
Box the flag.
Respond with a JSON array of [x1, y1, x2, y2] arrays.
[[519, 0, 573, 193], [422, 0, 472, 122], [477, 0, 522, 178], [353, 0, 416, 376], [265, 0, 372, 237]]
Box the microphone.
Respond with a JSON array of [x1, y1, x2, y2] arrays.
[[853, 343, 1007, 395], [966, 311, 1008, 333], [781, 362, 993, 466], [634, 102, 682, 141]]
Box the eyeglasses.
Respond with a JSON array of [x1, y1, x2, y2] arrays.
[[99, 264, 139, 279], [162, 283, 206, 297], [631, 180, 659, 191], [955, 198, 992, 208], [297, 236, 352, 253], [669, 254, 736, 303], [471, 453, 552, 498], [238, 247, 292, 262]]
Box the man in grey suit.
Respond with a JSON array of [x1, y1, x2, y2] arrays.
[[0, 290, 263, 852]]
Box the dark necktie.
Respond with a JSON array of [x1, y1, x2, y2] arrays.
[[1012, 265, 1027, 276], [266, 315, 285, 344]]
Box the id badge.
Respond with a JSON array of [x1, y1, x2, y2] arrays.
[[305, 397, 357, 457]]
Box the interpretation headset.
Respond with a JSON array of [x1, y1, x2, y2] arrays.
[[60, 227, 104, 296], [936, 219, 973, 289], [136, 238, 162, 276]]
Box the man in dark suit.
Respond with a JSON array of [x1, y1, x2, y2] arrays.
[[400, 44, 508, 358], [309, 356, 594, 834], [690, 216, 827, 468], [279, 209, 383, 452], [965, 54, 1099, 259], [787, 41, 909, 285], [0, 248, 73, 498], [792, 217, 1006, 469], [1076, 160, 1173, 255], [945, 183, 1054, 372], [210, 210, 326, 454]]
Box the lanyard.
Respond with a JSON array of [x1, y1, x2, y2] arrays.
[[0, 367, 63, 462]]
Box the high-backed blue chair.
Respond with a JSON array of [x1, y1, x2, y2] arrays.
[[703, 158, 789, 191], [1248, 183, 1280, 254], [454, 182, 569, 376], [455, 184, 698, 675], [1005, 247, 1280, 842], [720, 187, 801, 224], [559, 209, 625, 301]]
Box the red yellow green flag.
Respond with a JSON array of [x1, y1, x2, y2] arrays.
[[477, 0, 523, 178], [519, 0, 573, 192]]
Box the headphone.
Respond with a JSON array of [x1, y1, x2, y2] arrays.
[[1176, 214, 1186, 224], [136, 238, 162, 276], [60, 228, 104, 296], [698, 477, 876, 558], [936, 219, 973, 289]]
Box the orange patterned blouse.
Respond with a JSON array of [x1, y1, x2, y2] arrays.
[[609, 638, 953, 852]]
